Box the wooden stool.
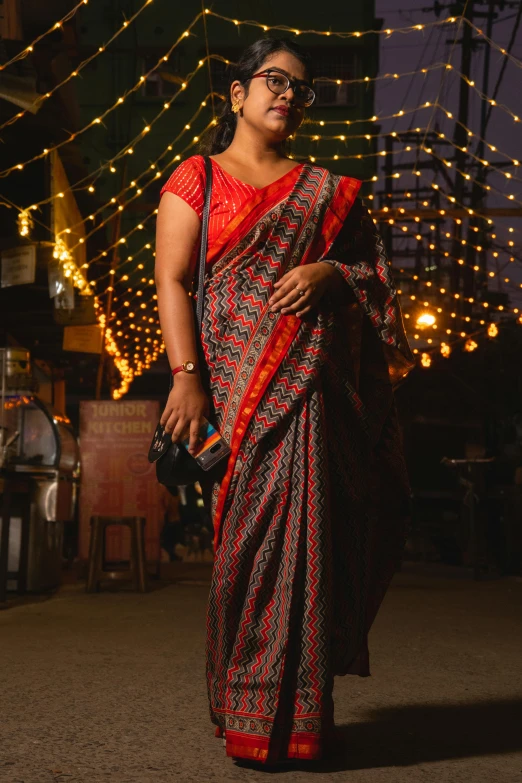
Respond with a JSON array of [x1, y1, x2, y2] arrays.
[[86, 516, 147, 593]]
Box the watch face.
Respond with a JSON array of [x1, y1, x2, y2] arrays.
[[184, 362, 195, 372]]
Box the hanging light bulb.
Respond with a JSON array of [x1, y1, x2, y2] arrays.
[[464, 339, 478, 352], [440, 342, 451, 358], [420, 353, 432, 368], [487, 323, 499, 338], [416, 312, 436, 329], [17, 209, 33, 238]]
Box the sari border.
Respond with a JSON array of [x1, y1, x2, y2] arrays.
[[212, 167, 328, 545], [215, 706, 326, 762], [211, 169, 362, 547], [319, 174, 362, 259], [210, 165, 327, 447], [213, 315, 300, 547], [206, 163, 305, 267]]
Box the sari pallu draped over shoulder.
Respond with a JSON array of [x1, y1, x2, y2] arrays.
[[200, 163, 414, 764]]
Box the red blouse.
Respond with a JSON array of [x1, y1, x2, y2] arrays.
[[160, 155, 303, 253]]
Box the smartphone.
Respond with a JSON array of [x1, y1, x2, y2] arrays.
[[181, 418, 231, 471]]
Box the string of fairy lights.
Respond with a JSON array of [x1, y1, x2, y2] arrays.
[[299, 128, 522, 184], [12, 84, 223, 298], [204, 9, 461, 39], [97, 161, 516, 396], [368, 178, 522, 300], [9, 75, 521, 227], [86, 121, 217, 275], [9, 46, 492, 380], [310, 147, 522, 210], [315, 65, 521, 126], [61, 143, 522, 391], [86, 155, 521, 294], [13, 142, 519, 394], [107, 287, 498, 390], [85, 159, 520, 308], [468, 17, 522, 72], [1, 12, 484, 181], [5, 12, 520, 188], [14, 100, 521, 257], [0, 0, 156, 134], [64, 110, 220, 254], [371, 206, 517, 287], [14, 104, 441, 243], [304, 110, 522, 178], [0, 23, 213, 179], [0, 0, 89, 72], [88, 133, 521, 296], [2, 8, 521, 395]]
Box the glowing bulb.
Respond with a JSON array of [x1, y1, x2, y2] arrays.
[[416, 313, 436, 329]]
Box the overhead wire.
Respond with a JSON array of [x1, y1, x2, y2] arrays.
[[0, 0, 156, 134], [0, 0, 89, 71]]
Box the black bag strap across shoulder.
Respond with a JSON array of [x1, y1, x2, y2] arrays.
[[195, 155, 213, 331], [168, 156, 213, 392]]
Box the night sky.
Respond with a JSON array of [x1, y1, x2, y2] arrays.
[[374, 0, 522, 297]]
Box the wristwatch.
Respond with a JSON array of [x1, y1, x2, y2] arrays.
[[171, 361, 197, 376]]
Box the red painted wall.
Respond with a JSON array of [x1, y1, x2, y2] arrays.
[[79, 400, 161, 562]]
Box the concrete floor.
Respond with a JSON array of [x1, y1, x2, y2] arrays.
[[1, 565, 522, 783]]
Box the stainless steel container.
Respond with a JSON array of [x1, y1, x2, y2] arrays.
[[2, 394, 79, 592]]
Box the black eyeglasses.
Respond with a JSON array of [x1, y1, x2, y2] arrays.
[[250, 68, 315, 108]]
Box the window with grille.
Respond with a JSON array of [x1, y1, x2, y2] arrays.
[[311, 47, 359, 107], [207, 46, 359, 108], [208, 51, 236, 104], [0, 0, 23, 40], [141, 51, 185, 98]]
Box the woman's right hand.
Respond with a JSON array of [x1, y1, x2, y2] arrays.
[[160, 375, 210, 455]]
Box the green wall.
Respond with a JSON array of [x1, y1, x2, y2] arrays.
[[76, 0, 379, 282]]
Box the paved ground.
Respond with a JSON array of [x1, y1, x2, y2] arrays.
[[1, 564, 522, 783]]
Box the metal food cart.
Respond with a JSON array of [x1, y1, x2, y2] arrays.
[[1, 348, 79, 595]]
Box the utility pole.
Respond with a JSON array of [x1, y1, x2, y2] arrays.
[[449, 0, 475, 299], [464, 0, 496, 306], [383, 133, 394, 261], [376, 1, 516, 324], [95, 161, 128, 400]]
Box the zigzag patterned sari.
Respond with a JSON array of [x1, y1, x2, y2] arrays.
[[200, 163, 414, 763]]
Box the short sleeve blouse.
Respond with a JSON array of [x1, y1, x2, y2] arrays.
[[160, 155, 258, 248]]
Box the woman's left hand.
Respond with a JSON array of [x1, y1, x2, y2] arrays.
[[268, 263, 339, 319]]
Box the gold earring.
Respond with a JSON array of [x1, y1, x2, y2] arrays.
[[231, 101, 240, 114]]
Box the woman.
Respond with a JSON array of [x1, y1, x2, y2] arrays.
[[155, 38, 414, 765]]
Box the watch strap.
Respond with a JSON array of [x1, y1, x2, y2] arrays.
[[171, 362, 197, 376]]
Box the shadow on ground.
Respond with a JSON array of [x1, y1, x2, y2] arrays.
[[238, 698, 522, 774]]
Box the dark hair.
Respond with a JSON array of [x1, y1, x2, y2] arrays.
[[199, 38, 313, 156]]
